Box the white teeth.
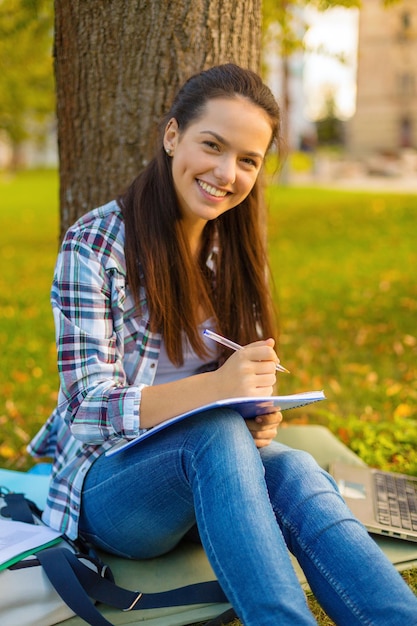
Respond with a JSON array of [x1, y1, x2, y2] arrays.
[[198, 180, 227, 197]]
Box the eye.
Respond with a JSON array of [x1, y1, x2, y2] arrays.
[[240, 156, 258, 168], [203, 140, 220, 151]]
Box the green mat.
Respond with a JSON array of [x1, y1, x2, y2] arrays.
[[2, 425, 417, 625]]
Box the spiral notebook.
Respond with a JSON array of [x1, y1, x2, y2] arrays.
[[106, 390, 325, 457]]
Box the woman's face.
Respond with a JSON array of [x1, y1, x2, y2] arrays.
[[164, 96, 273, 236]]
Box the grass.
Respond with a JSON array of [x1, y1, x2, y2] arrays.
[[0, 169, 59, 466], [266, 184, 417, 474], [1, 170, 416, 623]]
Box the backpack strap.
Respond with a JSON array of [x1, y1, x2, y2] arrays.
[[1, 492, 41, 523], [38, 545, 228, 625], [37, 547, 115, 626]]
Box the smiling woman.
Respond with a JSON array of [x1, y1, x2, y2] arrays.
[[28, 64, 417, 626], [164, 97, 272, 246]]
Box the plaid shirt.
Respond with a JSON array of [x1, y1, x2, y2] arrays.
[[28, 200, 163, 539]]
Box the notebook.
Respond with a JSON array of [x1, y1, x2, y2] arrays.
[[0, 519, 62, 570], [106, 390, 326, 457], [330, 461, 417, 543]]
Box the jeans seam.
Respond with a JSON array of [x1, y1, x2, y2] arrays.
[[188, 453, 241, 617], [280, 514, 374, 626]]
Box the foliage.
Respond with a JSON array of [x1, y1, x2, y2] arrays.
[[0, 0, 54, 150], [262, 0, 361, 54], [262, 0, 399, 59]]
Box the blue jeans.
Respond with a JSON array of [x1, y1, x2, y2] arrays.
[[79, 410, 417, 625]]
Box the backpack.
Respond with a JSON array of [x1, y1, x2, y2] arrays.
[[0, 485, 235, 626]]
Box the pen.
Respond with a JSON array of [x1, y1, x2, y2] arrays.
[[203, 328, 290, 374]]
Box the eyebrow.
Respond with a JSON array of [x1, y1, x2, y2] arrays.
[[199, 130, 265, 160]]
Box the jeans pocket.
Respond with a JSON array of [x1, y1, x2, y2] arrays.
[[80, 530, 134, 559]]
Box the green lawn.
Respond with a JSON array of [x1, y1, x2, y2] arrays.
[[1, 169, 416, 624], [0, 169, 59, 466], [266, 184, 417, 474]]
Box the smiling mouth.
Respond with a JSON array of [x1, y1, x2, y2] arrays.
[[197, 179, 229, 198]]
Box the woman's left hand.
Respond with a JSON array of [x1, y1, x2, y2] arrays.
[[246, 411, 283, 448]]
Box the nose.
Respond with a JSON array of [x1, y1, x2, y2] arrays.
[[214, 155, 236, 185]]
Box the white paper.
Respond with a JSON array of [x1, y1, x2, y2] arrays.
[[0, 519, 62, 567]]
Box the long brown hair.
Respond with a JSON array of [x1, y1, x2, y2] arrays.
[[120, 64, 280, 366]]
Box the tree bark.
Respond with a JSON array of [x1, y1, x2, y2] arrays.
[[54, 0, 262, 238]]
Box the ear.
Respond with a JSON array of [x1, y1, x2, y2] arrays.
[[163, 118, 180, 154]]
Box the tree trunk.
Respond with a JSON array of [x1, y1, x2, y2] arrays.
[[54, 0, 262, 238]]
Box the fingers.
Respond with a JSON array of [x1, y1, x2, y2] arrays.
[[246, 411, 283, 448], [242, 340, 279, 370], [237, 341, 279, 385], [255, 411, 283, 426], [214, 339, 280, 399]]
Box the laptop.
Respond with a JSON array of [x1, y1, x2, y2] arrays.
[[330, 461, 417, 543]]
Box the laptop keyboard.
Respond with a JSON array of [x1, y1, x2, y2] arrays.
[[374, 471, 417, 531]]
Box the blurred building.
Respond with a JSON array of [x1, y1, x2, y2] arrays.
[[349, 0, 417, 157]]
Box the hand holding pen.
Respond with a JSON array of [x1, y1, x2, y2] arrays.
[[203, 329, 290, 374]]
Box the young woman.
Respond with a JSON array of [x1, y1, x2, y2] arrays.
[[29, 64, 417, 625]]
